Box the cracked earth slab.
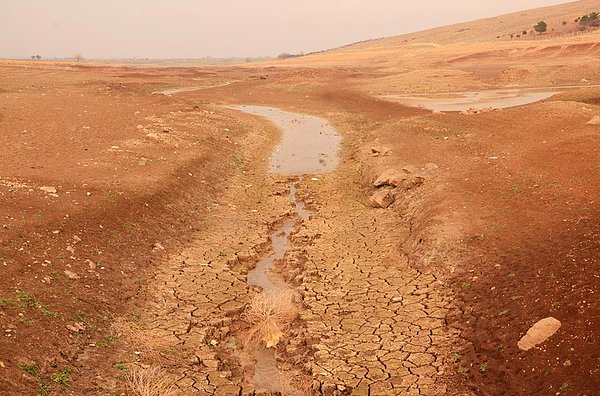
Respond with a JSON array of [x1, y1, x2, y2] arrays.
[[285, 168, 456, 395], [117, 106, 458, 395]]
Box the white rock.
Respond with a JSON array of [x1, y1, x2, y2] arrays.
[[39, 186, 57, 194], [64, 270, 80, 280], [517, 317, 561, 351]]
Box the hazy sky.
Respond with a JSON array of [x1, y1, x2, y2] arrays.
[[1, 0, 574, 59]]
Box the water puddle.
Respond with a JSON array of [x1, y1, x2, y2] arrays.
[[229, 105, 341, 175], [152, 81, 234, 95], [231, 105, 339, 393], [381, 88, 561, 111]]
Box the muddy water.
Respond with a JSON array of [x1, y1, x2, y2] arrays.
[[245, 184, 310, 393], [232, 106, 338, 393], [381, 88, 560, 111], [152, 81, 234, 95], [229, 105, 341, 175]]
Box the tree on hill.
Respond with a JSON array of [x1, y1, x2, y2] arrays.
[[534, 21, 547, 33], [35, 55, 41, 60], [579, 12, 599, 27], [31, 55, 35, 60], [74, 53, 83, 62]]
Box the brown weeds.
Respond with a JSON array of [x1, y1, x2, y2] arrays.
[[243, 289, 300, 348], [126, 365, 177, 396]]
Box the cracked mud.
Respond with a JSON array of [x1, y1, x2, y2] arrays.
[[119, 106, 455, 395]]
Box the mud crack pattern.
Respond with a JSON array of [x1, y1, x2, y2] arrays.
[[292, 174, 454, 395]]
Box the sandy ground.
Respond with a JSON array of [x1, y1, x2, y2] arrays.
[[1, 10, 600, 395]]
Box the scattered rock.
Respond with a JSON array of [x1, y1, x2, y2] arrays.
[[66, 322, 86, 333], [399, 176, 425, 191], [153, 242, 165, 252], [369, 189, 395, 209], [587, 115, 600, 125], [39, 186, 57, 194], [517, 317, 561, 351], [374, 169, 407, 187], [64, 270, 80, 280], [85, 259, 96, 270], [424, 163, 439, 171], [370, 146, 390, 157]]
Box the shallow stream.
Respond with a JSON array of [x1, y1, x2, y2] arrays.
[[230, 105, 339, 393], [381, 88, 560, 111]]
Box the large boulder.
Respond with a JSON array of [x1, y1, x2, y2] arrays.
[[517, 317, 561, 351], [369, 189, 395, 209]]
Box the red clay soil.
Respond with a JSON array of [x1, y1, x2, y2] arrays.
[[1, 57, 600, 396], [0, 62, 261, 394]]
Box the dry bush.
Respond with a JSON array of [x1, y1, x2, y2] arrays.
[[243, 289, 300, 348], [127, 365, 177, 396]]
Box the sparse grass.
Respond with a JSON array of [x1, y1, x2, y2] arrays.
[[126, 366, 177, 396], [242, 290, 299, 348], [498, 309, 510, 317], [122, 222, 135, 231], [114, 362, 128, 371], [451, 353, 462, 362], [51, 367, 72, 385], [19, 315, 34, 325], [38, 380, 52, 396], [0, 297, 15, 307], [458, 366, 469, 373], [479, 363, 488, 373], [17, 290, 60, 318], [21, 363, 40, 377], [101, 191, 119, 204]]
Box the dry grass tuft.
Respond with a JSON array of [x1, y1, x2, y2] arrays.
[[126, 365, 177, 396], [243, 289, 299, 348]]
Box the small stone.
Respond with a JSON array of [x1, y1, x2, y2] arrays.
[[517, 317, 562, 351], [374, 169, 407, 187], [369, 189, 395, 209], [64, 270, 80, 280], [39, 186, 57, 194], [563, 360, 572, 367], [153, 242, 165, 252], [66, 322, 85, 333]]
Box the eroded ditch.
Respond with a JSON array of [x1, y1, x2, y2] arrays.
[[230, 106, 340, 394]]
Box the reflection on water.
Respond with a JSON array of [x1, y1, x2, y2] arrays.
[[229, 105, 341, 175], [381, 88, 560, 111]]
